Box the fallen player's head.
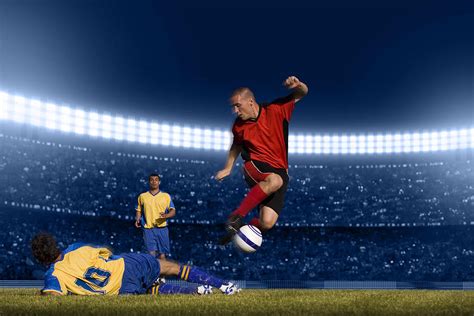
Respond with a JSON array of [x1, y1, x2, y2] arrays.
[[31, 232, 61, 265]]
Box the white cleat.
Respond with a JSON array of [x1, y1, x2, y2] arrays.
[[219, 282, 241, 295], [197, 285, 213, 295]]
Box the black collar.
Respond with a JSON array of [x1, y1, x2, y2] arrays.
[[248, 104, 262, 122]]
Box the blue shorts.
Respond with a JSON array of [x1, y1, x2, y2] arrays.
[[143, 227, 171, 256], [119, 253, 161, 295]]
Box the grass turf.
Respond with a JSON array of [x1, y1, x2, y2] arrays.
[[0, 288, 473, 315]]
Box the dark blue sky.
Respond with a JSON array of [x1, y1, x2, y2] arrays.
[[0, 0, 472, 132]]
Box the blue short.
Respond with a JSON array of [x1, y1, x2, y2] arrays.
[[119, 253, 161, 294], [143, 227, 171, 256]]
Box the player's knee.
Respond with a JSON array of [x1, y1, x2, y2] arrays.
[[268, 174, 283, 191], [158, 259, 180, 276], [260, 218, 275, 231]]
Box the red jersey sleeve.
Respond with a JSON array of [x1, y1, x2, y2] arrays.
[[231, 122, 243, 145], [270, 96, 296, 121], [280, 99, 296, 121]]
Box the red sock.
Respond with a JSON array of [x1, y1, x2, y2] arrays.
[[249, 217, 261, 230], [231, 184, 268, 217]]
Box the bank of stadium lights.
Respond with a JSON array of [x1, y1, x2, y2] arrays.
[[0, 90, 473, 154]]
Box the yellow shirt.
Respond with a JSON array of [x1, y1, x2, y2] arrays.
[[136, 191, 175, 228], [42, 243, 125, 295]]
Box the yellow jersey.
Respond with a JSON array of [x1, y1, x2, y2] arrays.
[[42, 243, 125, 295], [136, 191, 175, 228]]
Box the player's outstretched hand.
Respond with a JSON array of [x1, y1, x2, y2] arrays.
[[134, 219, 141, 228], [215, 169, 231, 181], [283, 76, 302, 89]]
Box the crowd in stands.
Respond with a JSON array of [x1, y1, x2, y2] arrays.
[[0, 132, 473, 281], [0, 207, 472, 281], [0, 133, 472, 226]]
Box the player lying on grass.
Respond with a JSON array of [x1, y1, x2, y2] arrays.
[[31, 232, 240, 296]]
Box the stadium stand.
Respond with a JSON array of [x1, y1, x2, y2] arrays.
[[0, 129, 473, 282]]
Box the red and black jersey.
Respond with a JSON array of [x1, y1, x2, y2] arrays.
[[232, 97, 296, 170]]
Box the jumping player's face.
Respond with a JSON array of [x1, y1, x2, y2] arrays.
[[149, 176, 160, 190], [230, 94, 255, 120]]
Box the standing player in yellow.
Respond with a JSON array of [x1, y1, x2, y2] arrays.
[[135, 173, 175, 260], [31, 232, 240, 295]]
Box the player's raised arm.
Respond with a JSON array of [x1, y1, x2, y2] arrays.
[[283, 76, 308, 103], [215, 143, 242, 181]]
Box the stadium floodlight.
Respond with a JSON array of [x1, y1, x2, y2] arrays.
[[192, 127, 203, 148], [45, 103, 58, 130], [59, 106, 72, 132], [124, 119, 137, 142], [401, 133, 411, 153], [87, 112, 100, 137], [13, 95, 26, 105], [383, 134, 393, 153], [12, 95, 27, 123], [113, 116, 125, 140], [100, 115, 113, 139], [171, 125, 182, 147], [296, 135, 305, 154], [458, 129, 468, 149], [73, 109, 86, 135], [150, 122, 160, 131], [421, 132, 430, 152], [0, 93, 8, 120], [138, 121, 148, 143], [182, 132, 192, 148], [305, 135, 314, 154], [366, 134, 375, 154], [449, 130, 459, 150], [29, 99, 43, 126], [2, 90, 473, 154], [356, 135, 366, 154], [392, 134, 402, 153], [320, 135, 330, 154]]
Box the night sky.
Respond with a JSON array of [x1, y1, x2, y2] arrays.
[[0, 0, 472, 132]]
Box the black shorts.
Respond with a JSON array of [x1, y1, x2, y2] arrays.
[[242, 160, 289, 215]]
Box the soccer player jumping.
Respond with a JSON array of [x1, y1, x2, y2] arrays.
[[216, 76, 308, 244]]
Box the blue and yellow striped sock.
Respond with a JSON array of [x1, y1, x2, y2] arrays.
[[179, 265, 224, 288]]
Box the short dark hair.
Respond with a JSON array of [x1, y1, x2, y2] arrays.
[[149, 173, 160, 181], [231, 87, 255, 101], [31, 232, 61, 265]]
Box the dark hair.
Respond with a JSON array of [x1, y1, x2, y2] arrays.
[[149, 173, 160, 180], [231, 87, 255, 100], [31, 232, 61, 265]]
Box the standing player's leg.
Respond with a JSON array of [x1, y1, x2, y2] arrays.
[[155, 227, 171, 260], [143, 228, 158, 257], [155, 227, 171, 283]]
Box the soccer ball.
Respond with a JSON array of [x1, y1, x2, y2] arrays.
[[232, 225, 262, 253]]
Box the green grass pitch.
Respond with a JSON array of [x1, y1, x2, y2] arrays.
[[0, 288, 473, 315]]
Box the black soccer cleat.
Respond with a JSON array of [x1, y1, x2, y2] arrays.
[[219, 214, 244, 245]]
